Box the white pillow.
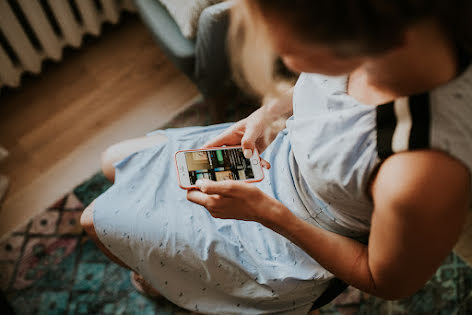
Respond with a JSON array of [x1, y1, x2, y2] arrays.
[[159, 0, 223, 39]]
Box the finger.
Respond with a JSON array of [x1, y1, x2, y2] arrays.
[[195, 179, 236, 196], [203, 127, 244, 148], [260, 158, 271, 169], [186, 189, 213, 207]]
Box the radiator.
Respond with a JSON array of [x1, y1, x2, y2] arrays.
[[0, 0, 136, 89]]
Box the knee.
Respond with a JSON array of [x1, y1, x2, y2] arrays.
[[101, 145, 118, 182], [80, 201, 95, 234]]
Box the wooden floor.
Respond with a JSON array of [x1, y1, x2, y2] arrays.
[[0, 17, 200, 238]]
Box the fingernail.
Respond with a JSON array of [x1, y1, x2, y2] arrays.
[[243, 149, 253, 159], [195, 179, 203, 187]]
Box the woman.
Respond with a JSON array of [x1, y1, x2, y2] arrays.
[[81, 0, 471, 314]]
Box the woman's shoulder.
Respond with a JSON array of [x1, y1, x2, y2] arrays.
[[372, 149, 470, 222]]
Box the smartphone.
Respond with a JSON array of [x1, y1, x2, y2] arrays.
[[175, 146, 265, 189]]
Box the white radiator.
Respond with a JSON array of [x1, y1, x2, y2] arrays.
[[0, 0, 136, 89]]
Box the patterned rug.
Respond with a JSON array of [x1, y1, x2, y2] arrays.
[[1, 101, 472, 315]]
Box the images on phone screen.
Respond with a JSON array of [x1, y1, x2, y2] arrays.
[[185, 148, 256, 185]]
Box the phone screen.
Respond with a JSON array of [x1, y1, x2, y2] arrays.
[[185, 148, 256, 185]]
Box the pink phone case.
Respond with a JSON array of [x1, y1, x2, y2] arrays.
[[174, 146, 264, 190]]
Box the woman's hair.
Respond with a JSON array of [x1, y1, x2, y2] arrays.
[[228, 0, 472, 98]]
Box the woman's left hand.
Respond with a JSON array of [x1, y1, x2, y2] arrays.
[[186, 179, 285, 224]]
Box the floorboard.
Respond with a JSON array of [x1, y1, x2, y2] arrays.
[[0, 16, 200, 237]]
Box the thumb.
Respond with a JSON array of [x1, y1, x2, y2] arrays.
[[241, 126, 261, 159], [195, 179, 235, 196]]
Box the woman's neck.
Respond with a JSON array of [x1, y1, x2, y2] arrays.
[[348, 20, 459, 106]]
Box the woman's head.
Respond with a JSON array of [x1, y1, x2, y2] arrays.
[[229, 0, 471, 96]]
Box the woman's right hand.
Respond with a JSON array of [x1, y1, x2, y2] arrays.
[[203, 106, 281, 169]]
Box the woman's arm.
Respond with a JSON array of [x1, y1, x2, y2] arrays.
[[263, 150, 470, 299], [187, 148, 470, 299]]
